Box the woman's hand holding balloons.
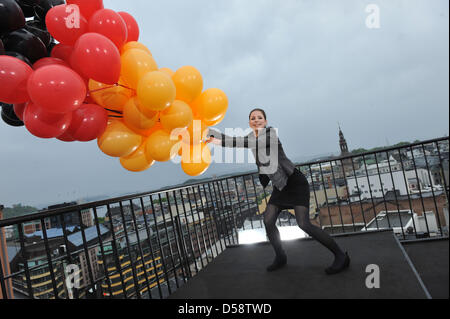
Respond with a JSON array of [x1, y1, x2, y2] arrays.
[[205, 137, 222, 146]]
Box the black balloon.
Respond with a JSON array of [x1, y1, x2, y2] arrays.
[[14, 1, 35, 17], [18, 0, 41, 5], [1, 103, 24, 127], [3, 50, 32, 66], [46, 39, 56, 52], [34, 0, 65, 22], [2, 28, 47, 63], [0, 0, 25, 35], [50, 0, 64, 5], [25, 21, 51, 47], [0, 38, 4, 54]]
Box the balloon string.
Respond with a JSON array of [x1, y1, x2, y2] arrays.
[[108, 115, 123, 118], [88, 83, 136, 94], [88, 85, 117, 93], [104, 108, 123, 114], [117, 84, 135, 92]]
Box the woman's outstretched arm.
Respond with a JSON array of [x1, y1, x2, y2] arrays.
[[206, 127, 279, 151], [207, 128, 250, 148]]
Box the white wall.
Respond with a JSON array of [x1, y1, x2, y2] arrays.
[[346, 168, 437, 202]]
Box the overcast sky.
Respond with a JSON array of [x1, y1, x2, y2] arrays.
[[0, 0, 448, 208]]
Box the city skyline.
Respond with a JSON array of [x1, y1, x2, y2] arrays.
[[0, 133, 433, 210]]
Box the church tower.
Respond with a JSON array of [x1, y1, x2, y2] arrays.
[[337, 124, 355, 177], [339, 124, 349, 155]]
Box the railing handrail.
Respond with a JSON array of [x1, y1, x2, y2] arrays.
[[1, 136, 448, 228]]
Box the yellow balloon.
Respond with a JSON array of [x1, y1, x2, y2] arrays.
[[97, 120, 143, 157], [121, 48, 158, 89], [138, 121, 163, 137], [121, 41, 152, 55], [166, 127, 188, 149], [137, 71, 176, 112], [145, 128, 179, 162], [203, 112, 225, 126], [88, 78, 134, 112], [184, 118, 209, 145], [172, 66, 203, 104], [160, 100, 193, 133], [181, 143, 211, 176], [159, 67, 174, 77], [191, 88, 228, 123], [120, 141, 155, 172], [123, 97, 158, 132]]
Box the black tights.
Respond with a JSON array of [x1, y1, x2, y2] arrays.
[[263, 204, 345, 260]]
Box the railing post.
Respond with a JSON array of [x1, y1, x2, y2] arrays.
[[225, 178, 240, 245], [174, 216, 190, 280], [177, 189, 200, 276]]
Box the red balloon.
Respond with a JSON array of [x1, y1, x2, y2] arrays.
[[89, 9, 128, 50], [84, 95, 96, 104], [33, 57, 69, 70], [57, 130, 76, 142], [13, 103, 27, 121], [50, 43, 73, 63], [46, 5, 88, 46], [71, 33, 121, 84], [0, 56, 33, 104], [27, 65, 87, 114], [118, 12, 139, 42], [23, 102, 72, 138], [66, 104, 108, 141], [66, 0, 104, 21]]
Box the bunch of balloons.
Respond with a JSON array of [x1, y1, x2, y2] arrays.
[[0, 0, 228, 176]]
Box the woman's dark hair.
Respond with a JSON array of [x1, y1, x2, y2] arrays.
[[249, 108, 267, 120]]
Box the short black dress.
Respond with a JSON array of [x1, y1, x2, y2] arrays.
[[267, 168, 310, 209]]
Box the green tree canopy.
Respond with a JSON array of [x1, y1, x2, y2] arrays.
[[2, 204, 38, 220]]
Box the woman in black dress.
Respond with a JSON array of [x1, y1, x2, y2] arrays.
[[207, 108, 350, 274]]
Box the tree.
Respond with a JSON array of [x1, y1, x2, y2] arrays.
[[351, 148, 368, 155], [3, 204, 38, 219]]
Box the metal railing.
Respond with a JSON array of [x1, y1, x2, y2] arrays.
[[0, 136, 448, 299]]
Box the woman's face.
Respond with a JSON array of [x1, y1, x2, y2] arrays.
[[249, 110, 267, 130]]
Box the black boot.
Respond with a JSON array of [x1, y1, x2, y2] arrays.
[[325, 252, 350, 275], [266, 253, 287, 272]]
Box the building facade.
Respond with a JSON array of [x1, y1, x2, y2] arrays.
[[0, 207, 14, 299]]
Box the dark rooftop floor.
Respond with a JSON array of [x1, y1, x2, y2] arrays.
[[168, 230, 447, 299], [402, 238, 449, 299]]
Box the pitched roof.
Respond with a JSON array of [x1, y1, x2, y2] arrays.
[[67, 225, 110, 248], [24, 226, 77, 239]]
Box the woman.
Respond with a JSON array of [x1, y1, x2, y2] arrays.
[[206, 108, 350, 274]]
